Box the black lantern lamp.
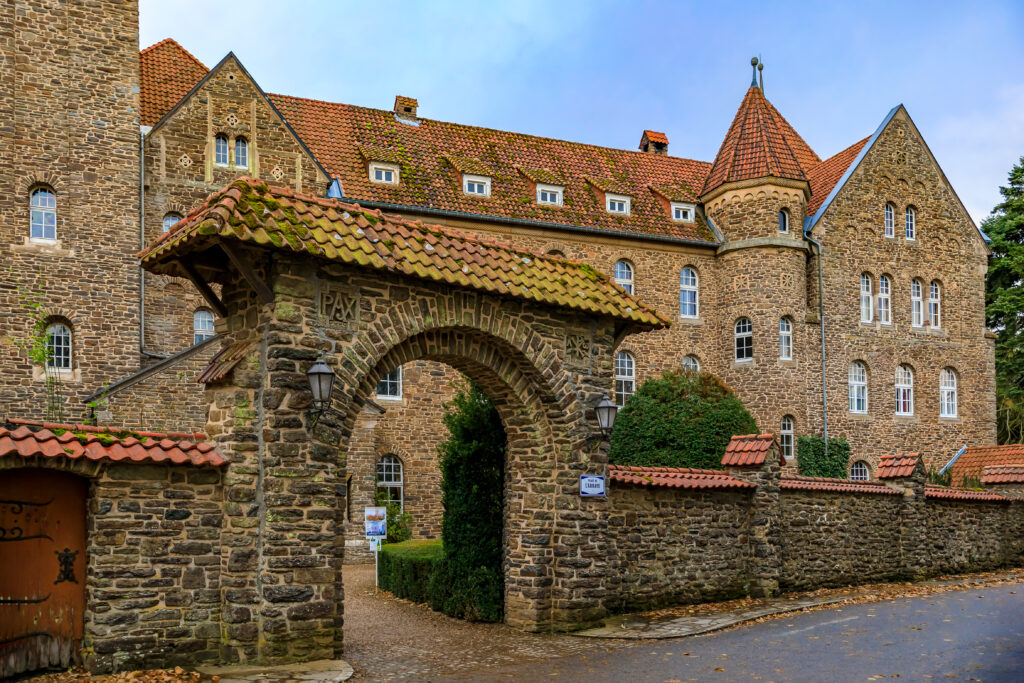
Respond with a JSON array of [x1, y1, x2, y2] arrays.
[[595, 395, 618, 438], [307, 356, 336, 419]]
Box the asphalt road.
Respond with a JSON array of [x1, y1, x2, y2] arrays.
[[453, 583, 1024, 682]]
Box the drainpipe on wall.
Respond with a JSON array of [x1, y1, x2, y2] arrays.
[[804, 226, 829, 454]]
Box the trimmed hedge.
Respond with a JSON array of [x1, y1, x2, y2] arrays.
[[609, 371, 758, 470], [796, 435, 851, 479], [378, 539, 443, 603]]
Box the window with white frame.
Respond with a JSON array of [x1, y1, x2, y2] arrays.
[[878, 275, 891, 325], [214, 134, 229, 166], [606, 193, 630, 215], [45, 322, 72, 370], [234, 137, 248, 169], [30, 187, 57, 241], [679, 267, 698, 318], [860, 274, 873, 323], [849, 361, 868, 413], [929, 281, 941, 328], [778, 209, 789, 234], [850, 461, 869, 481], [671, 202, 695, 222], [779, 317, 793, 360], [370, 162, 399, 185], [780, 415, 795, 460], [884, 203, 895, 238], [614, 351, 635, 407], [536, 183, 563, 206], [681, 355, 700, 372], [905, 206, 916, 240], [940, 368, 957, 418], [162, 213, 182, 233], [463, 174, 491, 196], [376, 455, 403, 510], [911, 279, 924, 327], [895, 364, 914, 415], [735, 317, 753, 362], [376, 367, 403, 400], [193, 309, 215, 345], [613, 260, 634, 294]]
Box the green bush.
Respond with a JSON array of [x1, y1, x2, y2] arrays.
[[374, 490, 413, 543], [430, 381, 507, 622], [927, 466, 952, 487], [796, 435, 851, 479], [378, 539, 443, 603], [609, 371, 758, 470]]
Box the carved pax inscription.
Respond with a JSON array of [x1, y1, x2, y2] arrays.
[[318, 281, 359, 330]]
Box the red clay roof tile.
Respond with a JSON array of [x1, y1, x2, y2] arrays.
[[924, 485, 1008, 503], [721, 433, 783, 467], [608, 464, 755, 491], [806, 137, 869, 214], [949, 444, 1024, 486], [139, 38, 209, 127], [877, 452, 920, 479], [981, 464, 1024, 484], [779, 475, 900, 496], [140, 178, 669, 328], [198, 339, 257, 384], [642, 130, 669, 145], [1, 419, 225, 467]]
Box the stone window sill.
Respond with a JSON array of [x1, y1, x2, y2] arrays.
[[375, 395, 403, 403], [893, 414, 918, 424], [732, 359, 754, 369], [677, 316, 703, 325], [32, 366, 81, 383], [12, 237, 75, 257], [939, 416, 961, 424], [847, 412, 872, 421]]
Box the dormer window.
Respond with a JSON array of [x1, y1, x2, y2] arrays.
[[606, 193, 630, 215], [536, 183, 563, 206], [370, 162, 400, 185], [463, 174, 491, 197], [671, 202, 695, 222]]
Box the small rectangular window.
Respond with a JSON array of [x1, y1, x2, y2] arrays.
[[369, 162, 399, 185], [671, 202, 694, 222], [376, 367, 403, 400], [463, 174, 491, 197], [606, 193, 630, 215], [536, 183, 563, 206]]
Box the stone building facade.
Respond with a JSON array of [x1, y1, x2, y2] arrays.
[[0, 4, 998, 562]]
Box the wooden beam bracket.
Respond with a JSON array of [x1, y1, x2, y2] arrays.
[[178, 258, 228, 318], [221, 242, 274, 305]]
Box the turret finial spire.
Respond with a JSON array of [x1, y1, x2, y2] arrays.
[[758, 56, 764, 94], [750, 57, 759, 88]]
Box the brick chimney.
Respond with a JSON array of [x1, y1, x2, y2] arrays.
[[394, 95, 418, 119], [639, 130, 668, 155]]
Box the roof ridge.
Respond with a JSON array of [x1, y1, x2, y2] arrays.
[[140, 37, 208, 72]]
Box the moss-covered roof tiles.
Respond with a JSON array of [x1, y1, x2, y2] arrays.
[[139, 178, 669, 328]]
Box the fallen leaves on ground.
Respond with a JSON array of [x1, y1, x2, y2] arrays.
[[29, 666, 200, 683]]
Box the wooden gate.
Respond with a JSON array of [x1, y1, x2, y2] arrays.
[[0, 469, 87, 678]]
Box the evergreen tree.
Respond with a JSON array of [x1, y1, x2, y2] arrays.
[[982, 157, 1024, 443]]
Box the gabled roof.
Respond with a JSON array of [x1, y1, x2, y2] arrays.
[[139, 178, 669, 328], [702, 87, 811, 196], [607, 464, 755, 491], [806, 137, 869, 215], [140, 38, 209, 126], [948, 443, 1024, 486], [0, 419, 226, 467], [877, 452, 920, 479], [721, 433, 784, 467]]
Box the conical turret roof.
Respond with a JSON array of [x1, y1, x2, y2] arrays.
[[702, 86, 815, 196]]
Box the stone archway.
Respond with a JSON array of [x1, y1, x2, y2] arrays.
[[139, 178, 667, 664]]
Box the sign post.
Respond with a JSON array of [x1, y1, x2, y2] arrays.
[[364, 506, 387, 589]]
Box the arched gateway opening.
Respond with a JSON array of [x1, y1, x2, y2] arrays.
[[139, 178, 667, 663]]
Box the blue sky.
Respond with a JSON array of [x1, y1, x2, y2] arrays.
[[140, 0, 1024, 224]]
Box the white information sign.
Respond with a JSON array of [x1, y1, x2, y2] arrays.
[[365, 506, 387, 539], [579, 474, 606, 497]]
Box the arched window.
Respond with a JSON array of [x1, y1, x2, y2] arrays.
[[929, 281, 941, 329], [193, 309, 215, 345], [30, 187, 57, 241], [214, 134, 229, 166], [895, 364, 914, 415], [849, 361, 868, 413], [376, 367, 403, 399], [940, 368, 957, 418], [778, 209, 789, 234], [911, 279, 924, 327], [45, 322, 72, 370], [850, 461, 870, 481], [779, 317, 793, 360], [614, 351, 635, 407], [884, 203, 895, 238], [679, 267, 698, 318], [905, 206, 916, 240], [376, 455, 404, 510], [735, 317, 753, 361], [613, 260, 634, 295], [681, 355, 700, 372], [860, 274, 873, 323], [234, 136, 248, 169], [780, 415, 794, 460], [877, 275, 891, 325], [162, 212, 182, 233]]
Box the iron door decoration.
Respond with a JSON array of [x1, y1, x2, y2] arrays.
[[0, 469, 87, 678]]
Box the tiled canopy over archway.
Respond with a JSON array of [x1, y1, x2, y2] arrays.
[[140, 177, 667, 662]]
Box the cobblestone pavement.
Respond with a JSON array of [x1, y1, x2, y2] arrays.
[[341, 564, 627, 681], [196, 660, 353, 682]]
